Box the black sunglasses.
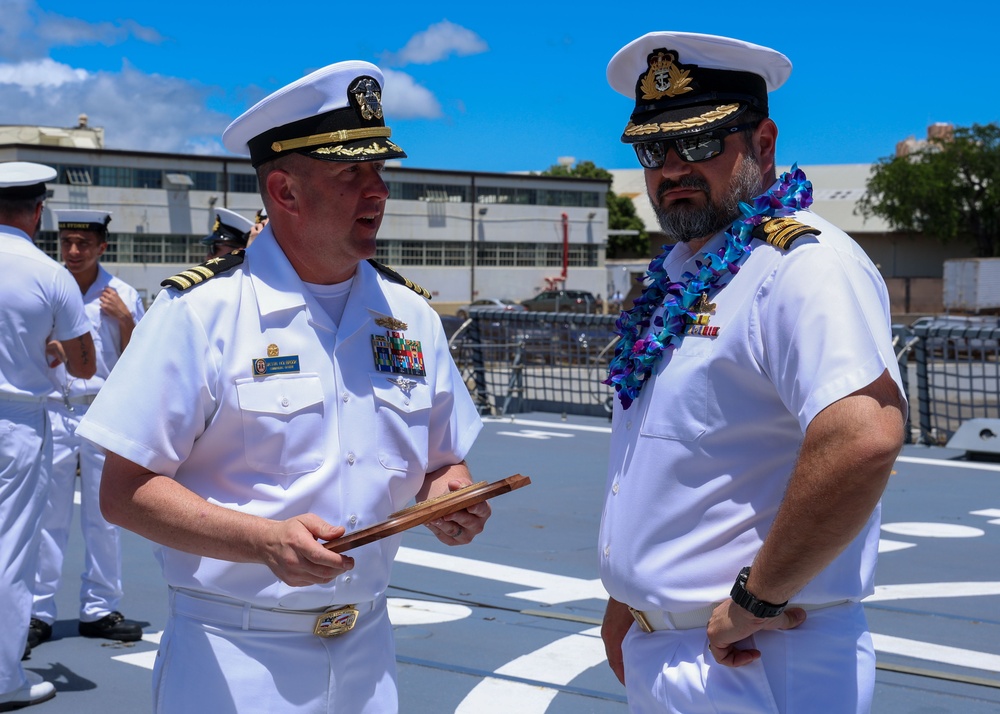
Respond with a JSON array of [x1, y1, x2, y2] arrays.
[[633, 122, 758, 168]]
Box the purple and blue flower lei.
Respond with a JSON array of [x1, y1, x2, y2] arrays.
[[604, 165, 814, 410]]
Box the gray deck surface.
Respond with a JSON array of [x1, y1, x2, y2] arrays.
[[22, 412, 1000, 713]]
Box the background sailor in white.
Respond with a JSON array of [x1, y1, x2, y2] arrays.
[[29, 210, 146, 650], [202, 206, 254, 259], [0, 161, 94, 711], [77, 61, 489, 714], [599, 33, 906, 714]]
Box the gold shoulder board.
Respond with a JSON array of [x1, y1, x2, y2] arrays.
[[367, 259, 431, 300], [160, 250, 246, 291], [751, 217, 819, 251]]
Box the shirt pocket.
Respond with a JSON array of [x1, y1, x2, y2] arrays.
[[639, 342, 711, 442], [370, 374, 431, 472], [235, 374, 325, 475]]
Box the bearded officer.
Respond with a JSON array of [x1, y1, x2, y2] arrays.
[[29, 210, 146, 651], [599, 33, 905, 713], [0, 162, 95, 710], [76, 61, 488, 713]]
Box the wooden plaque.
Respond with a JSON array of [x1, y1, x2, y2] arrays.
[[323, 474, 531, 553]]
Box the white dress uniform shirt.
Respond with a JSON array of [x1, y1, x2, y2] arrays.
[[0, 224, 90, 696], [77, 225, 482, 608], [600, 210, 904, 612], [34, 265, 145, 624]]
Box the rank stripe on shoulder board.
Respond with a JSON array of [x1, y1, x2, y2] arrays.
[[751, 216, 818, 251], [368, 259, 431, 299], [161, 250, 246, 291]]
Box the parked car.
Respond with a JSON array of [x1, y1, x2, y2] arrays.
[[520, 290, 601, 314], [455, 298, 526, 320]]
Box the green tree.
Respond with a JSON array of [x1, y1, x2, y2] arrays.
[[858, 123, 1000, 257], [542, 160, 649, 258]]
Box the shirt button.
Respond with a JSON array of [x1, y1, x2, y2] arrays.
[[612, 482, 619, 495], [604, 545, 610, 557], [342, 393, 350, 403], [343, 575, 352, 583], [403, 399, 410, 406], [280, 397, 290, 408], [349, 514, 358, 525], [626, 420, 632, 430], [347, 452, 356, 464]]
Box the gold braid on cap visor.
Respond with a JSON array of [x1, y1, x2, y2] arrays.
[[624, 103, 740, 138], [271, 127, 393, 153]]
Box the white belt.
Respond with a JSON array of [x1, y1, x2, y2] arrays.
[[171, 588, 382, 637], [0, 392, 45, 404], [49, 394, 98, 407], [629, 600, 850, 632]]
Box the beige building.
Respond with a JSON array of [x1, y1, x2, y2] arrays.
[[610, 158, 976, 318]]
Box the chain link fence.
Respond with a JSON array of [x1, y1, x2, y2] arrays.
[[452, 310, 1000, 445]]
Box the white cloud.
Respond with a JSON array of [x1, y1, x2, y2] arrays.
[[381, 69, 442, 120], [0, 58, 89, 92], [0, 61, 230, 155], [382, 20, 487, 66], [0, 0, 163, 62]]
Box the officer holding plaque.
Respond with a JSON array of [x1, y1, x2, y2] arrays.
[[77, 61, 489, 713]]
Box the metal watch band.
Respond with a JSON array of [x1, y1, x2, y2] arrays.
[[730, 566, 787, 618]]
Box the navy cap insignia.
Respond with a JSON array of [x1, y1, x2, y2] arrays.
[[641, 50, 694, 100], [349, 77, 384, 122]]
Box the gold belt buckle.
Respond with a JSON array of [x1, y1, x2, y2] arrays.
[[628, 606, 654, 634], [313, 605, 359, 637]]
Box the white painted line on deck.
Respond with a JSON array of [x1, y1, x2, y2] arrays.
[[396, 547, 608, 604], [881, 522, 985, 538], [868, 581, 1000, 602], [873, 633, 1000, 674], [111, 631, 162, 670], [971, 508, 1000, 525], [878, 539, 917, 553], [896, 455, 1000, 473], [496, 430, 575, 440], [483, 417, 612, 434], [456, 626, 606, 713]]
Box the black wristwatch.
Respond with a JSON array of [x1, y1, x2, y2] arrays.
[[730, 566, 787, 618]]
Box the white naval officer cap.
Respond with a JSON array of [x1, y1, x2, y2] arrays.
[[55, 209, 112, 235], [607, 32, 792, 142], [203, 206, 255, 246], [0, 161, 57, 200], [222, 60, 407, 168]]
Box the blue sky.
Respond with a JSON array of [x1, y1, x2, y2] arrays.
[[1, 0, 998, 174]]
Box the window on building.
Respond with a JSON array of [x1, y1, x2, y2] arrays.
[[229, 173, 259, 193]]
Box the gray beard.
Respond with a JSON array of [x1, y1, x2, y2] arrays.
[[650, 154, 763, 243]]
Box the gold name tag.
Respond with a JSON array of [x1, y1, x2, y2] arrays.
[[313, 606, 359, 637]]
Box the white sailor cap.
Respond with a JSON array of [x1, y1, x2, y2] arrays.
[[0, 161, 57, 200], [55, 209, 112, 234], [222, 60, 406, 168], [203, 207, 255, 246], [607, 32, 792, 142]]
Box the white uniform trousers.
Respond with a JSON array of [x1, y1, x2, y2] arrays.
[[154, 591, 398, 714], [0, 402, 51, 695], [33, 401, 123, 624], [622, 602, 875, 714]]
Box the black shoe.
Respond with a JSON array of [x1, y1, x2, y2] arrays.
[[21, 641, 29, 661], [78, 611, 143, 642], [27, 618, 51, 649]]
